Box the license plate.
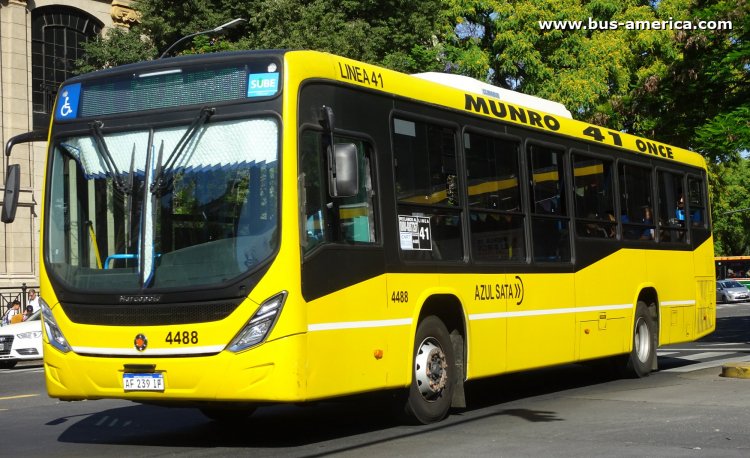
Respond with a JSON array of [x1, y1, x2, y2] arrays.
[[123, 373, 164, 392]]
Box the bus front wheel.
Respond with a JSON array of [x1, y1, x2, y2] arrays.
[[624, 301, 657, 378], [405, 316, 455, 424]]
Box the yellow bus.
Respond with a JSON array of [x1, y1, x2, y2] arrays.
[[1, 50, 715, 424]]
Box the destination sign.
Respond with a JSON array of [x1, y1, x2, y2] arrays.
[[55, 60, 281, 121]]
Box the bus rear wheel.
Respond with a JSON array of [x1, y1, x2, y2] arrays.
[[624, 301, 656, 378], [405, 316, 455, 424]]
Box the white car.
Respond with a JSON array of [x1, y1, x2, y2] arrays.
[[716, 280, 750, 303], [0, 309, 42, 369]]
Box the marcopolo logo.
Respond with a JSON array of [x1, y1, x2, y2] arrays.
[[118, 295, 162, 304], [134, 334, 148, 352]]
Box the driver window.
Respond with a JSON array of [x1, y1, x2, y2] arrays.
[[300, 131, 377, 254]]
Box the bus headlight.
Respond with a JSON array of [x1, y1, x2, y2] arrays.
[[41, 298, 71, 353], [227, 291, 287, 353]]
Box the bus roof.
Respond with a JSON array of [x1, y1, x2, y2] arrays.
[[412, 72, 573, 119], [58, 49, 707, 171], [286, 50, 707, 170]]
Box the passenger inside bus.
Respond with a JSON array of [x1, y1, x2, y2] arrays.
[[641, 206, 654, 240]]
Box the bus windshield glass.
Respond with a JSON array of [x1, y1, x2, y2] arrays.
[[46, 116, 279, 291]]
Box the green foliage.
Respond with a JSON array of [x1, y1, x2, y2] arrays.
[[625, 0, 749, 158], [442, 0, 681, 125], [75, 26, 156, 74], [710, 159, 750, 255], [695, 106, 750, 163], [77, 0, 449, 73]]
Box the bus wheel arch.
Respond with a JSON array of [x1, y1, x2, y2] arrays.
[[406, 294, 467, 423]]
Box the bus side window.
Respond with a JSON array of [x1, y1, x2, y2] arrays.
[[336, 145, 377, 244], [572, 153, 615, 239], [687, 176, 706, 228], [619, 164, 655, 241], [299, 131, 377, 253], [528, 144, 570, 262], [301, 131, 328, 253], [464, 131, 525, 262], [657, 170, 686, 243], [393, 117, 463, 262]]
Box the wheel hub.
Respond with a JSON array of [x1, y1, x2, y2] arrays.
[[415, 338, 448, 400], [634, 317, 651, 363]]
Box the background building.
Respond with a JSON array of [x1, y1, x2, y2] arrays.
[[0, 0, 137, 290]]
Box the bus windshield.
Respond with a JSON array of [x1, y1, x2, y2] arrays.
[[46, 116, 279, 291]]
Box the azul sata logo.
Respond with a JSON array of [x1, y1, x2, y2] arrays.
[[134, 334, 148, 352]]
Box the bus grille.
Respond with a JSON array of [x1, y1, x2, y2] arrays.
[[59, 301, 241, 326], [0, 335, 13, 356]]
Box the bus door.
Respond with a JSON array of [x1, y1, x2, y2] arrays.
[[299, 130, 389, 398]]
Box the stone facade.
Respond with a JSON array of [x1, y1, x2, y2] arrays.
[[0, 0, 136, 288]]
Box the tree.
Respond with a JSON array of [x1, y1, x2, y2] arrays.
[[440, 0, 682, 126], [76, 26, 156, 74], [77, 0, 450, 74], [626, 0, 749, 161], [710, 158, 750, 255]]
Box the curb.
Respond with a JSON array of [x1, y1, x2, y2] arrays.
[[721, 362, 750, 379]]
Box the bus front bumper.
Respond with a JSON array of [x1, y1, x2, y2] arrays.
[[43, 333, 306, 404]]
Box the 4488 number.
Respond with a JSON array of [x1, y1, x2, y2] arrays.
[[391, 290, 409, 303], [165, 330, 198, 345]]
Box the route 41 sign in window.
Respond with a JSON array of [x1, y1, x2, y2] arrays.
[[398, 215, 432, 251]]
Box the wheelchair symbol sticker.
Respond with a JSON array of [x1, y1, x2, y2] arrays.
[[55, 83, 81, 120]]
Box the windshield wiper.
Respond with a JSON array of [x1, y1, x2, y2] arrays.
[[90, 121, 131, 194], [125, 143, 137, 251], [150, 107, 215, 195]]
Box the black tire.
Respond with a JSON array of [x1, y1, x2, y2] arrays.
[[199, 406, 256, 422], [624, 301, 657, 378], [404, 316, 455, 424], [0, 360, 17, 369], [721, 295, 727, 304]]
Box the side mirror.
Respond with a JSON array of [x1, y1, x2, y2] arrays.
[[319, 106, 359, 198], [328, 143, 359, 198], [2, 164, 21, 223], [2, 130, 46, 224]]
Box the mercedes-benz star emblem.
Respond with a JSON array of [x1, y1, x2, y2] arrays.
[[134, 333, 148, 352]]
